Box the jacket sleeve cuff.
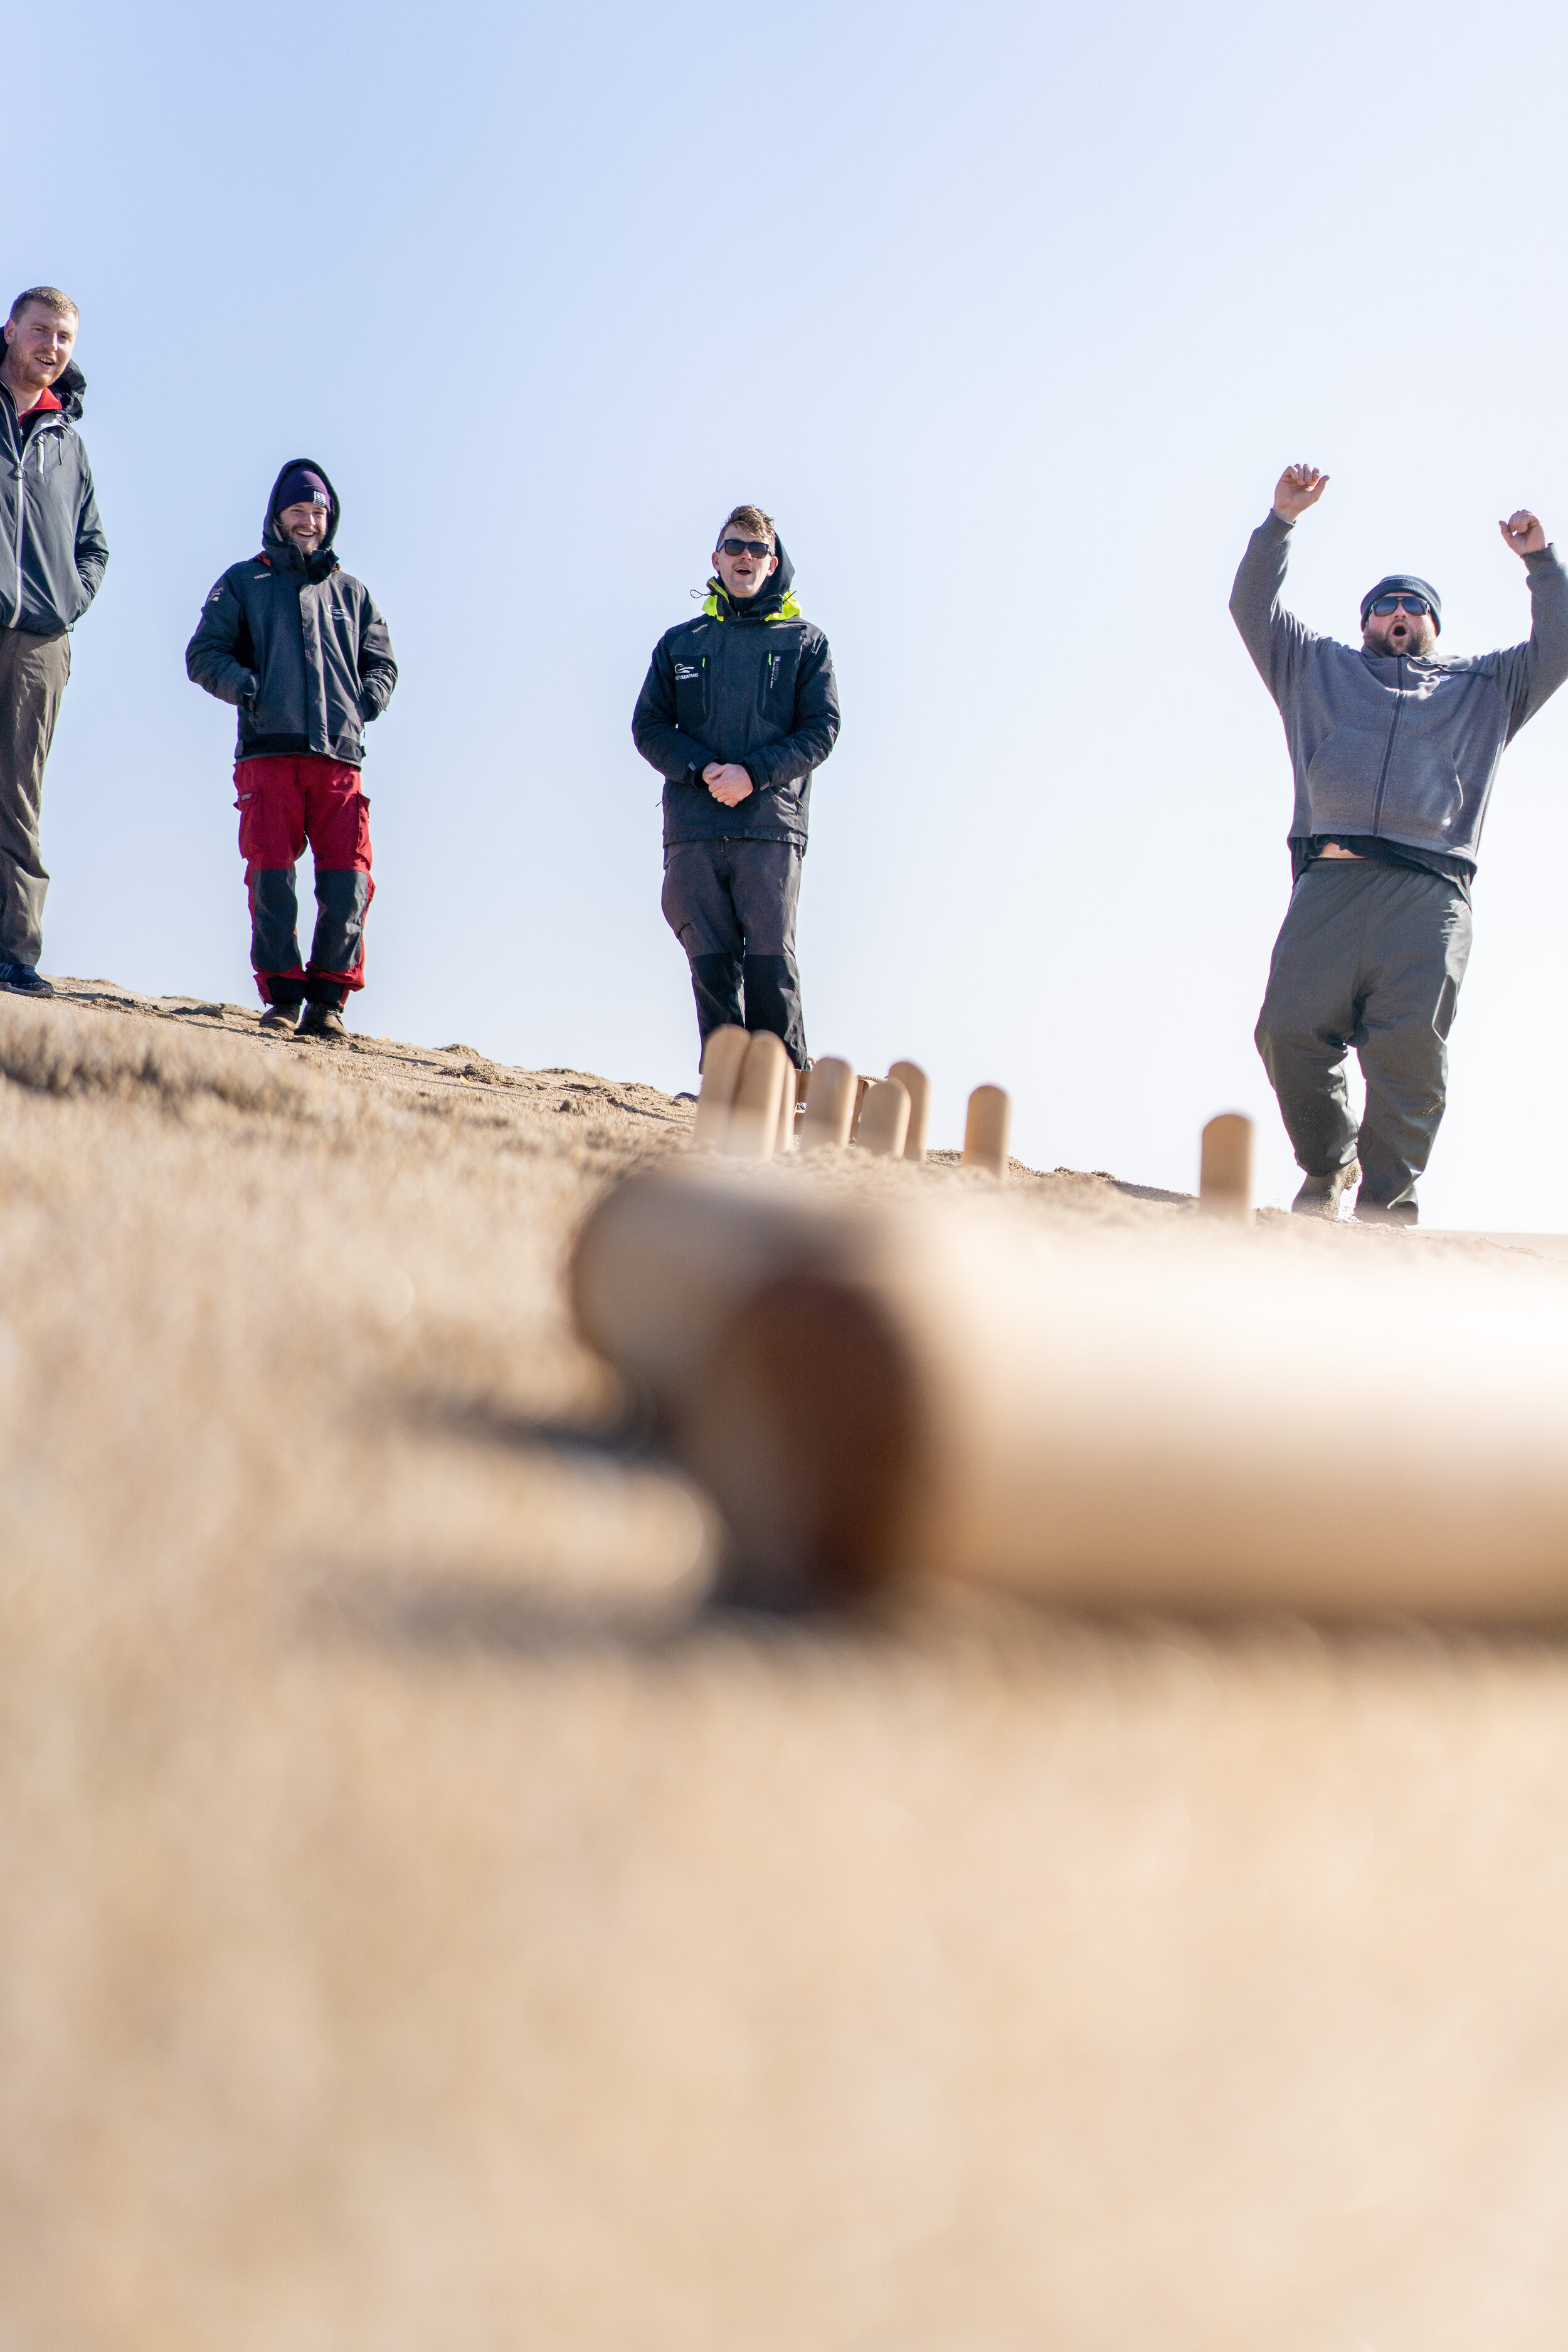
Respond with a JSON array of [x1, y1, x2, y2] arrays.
[[1262, 509, 1293, 538]]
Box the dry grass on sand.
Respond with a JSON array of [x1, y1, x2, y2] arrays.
[[3, 977, 1568, 2350]]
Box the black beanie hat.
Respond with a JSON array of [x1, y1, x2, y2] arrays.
[[1360, 572, 1442, 636], [275, 465, 331, 512]]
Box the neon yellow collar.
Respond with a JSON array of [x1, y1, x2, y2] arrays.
[[702, 579, 802, 622]]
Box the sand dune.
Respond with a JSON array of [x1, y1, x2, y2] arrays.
[[3, 979, 1567, 2350]]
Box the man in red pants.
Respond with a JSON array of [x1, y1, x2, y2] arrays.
[[186, 460, 397, 1037]]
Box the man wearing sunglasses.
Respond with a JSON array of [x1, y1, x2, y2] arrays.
[[1231, 464, 1568, 1223], [633, 504, 840, 1071]]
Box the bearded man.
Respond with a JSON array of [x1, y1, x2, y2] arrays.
[[1231, 464, 1568, 1222], [186, 460, 397, 1038]]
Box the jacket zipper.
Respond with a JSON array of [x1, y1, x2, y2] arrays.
[[1, 408, 63, 631], [3, 396, 22, 630], [1369, 655, 1405, 835]]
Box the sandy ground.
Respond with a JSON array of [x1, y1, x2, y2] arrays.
[[3, 978, 1568, 2350]]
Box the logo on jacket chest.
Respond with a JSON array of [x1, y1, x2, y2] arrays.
[[674, 662, 700, 681]]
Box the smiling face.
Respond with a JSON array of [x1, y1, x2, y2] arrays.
[[277, 499, 329, 552], [1363, 593, 1439, 659], [3, 301, 77, 402], [714, 529, 778, 600]]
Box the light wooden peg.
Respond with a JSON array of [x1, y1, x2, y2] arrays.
[[691, 1025, 750, 1146], [854, 1077, 911, 1159], [1199, 1113, 1254, 1219], [723, 1031, 788, 1158], [887, 1061, 930, 1162], [800, 1058, 857, 1150], [775, 1059, 798, 1155], [962, 1084, 1011, 1180]]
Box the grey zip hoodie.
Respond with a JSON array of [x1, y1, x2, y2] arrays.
[[0, 375, 109, 635], [1230, 509, 1568, 869]]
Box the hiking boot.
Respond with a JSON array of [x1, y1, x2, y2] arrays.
[[297, 1001, 347, 1041], [0, 963, 54, 997], [1291, 1158, 1360, 1219], [258, 1000, 300, 1033], [1354, 1197, 1418, 1228]]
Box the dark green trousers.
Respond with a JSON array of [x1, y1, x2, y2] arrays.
[[1255, 859, 1473, 1220], [0, 625, 71, 966]]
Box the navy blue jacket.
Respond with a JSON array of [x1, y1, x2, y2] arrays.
[[0, 366, 109, 634], [632, 538, 840, 847], [185, 458, 397, 766]]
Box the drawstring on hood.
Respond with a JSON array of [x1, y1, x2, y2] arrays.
[[702, 534, 802, 623], [262, 455, 342, 583]]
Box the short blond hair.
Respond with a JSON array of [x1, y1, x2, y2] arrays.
[[717, 504, 776, 548], [9, 285, 78, 324]]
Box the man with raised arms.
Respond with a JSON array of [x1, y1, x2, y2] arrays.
[[1231, 465, 1568, 1222]]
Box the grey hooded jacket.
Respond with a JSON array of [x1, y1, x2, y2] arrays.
[[0, 369, 109, 635], [1231, 509, 1568, 871], [185, 457, 396, 766]]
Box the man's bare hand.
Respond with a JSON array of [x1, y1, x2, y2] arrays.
[[1500, 508, 1547, 559], [1273, 464, 1330, 522], [704, 761, 754, 808]]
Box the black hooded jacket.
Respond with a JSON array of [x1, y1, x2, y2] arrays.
[[632, 537, 840, 847], [0, 360, 109, 634], [185, 458, 397, 766]]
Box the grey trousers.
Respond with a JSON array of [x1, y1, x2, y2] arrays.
[[0, 625, 70, 965], [661, 836, 807, 1069], [1255, 859, 1473, 1218]]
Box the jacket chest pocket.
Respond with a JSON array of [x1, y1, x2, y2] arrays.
[[674, 655, 707, 727], [762, 645, 800, 712]]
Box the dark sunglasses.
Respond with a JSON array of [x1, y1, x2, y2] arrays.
[[1370, 593, 1432, 618], [718, 538, 773, 559]]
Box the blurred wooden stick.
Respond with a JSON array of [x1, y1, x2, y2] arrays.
[[800, 1058, 857, 1150], [1200, 1113, 1254, 1219], [573, 1170, 1568, 1618], [854, 1077, 911, 1159], [963, 1085, 1010, 1179], [887, 1061, 930, 1162], [692, 1026, 749, 1147]]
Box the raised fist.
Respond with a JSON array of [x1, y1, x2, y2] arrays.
[[1273, 464, 1330, 522], [1500, 508, 1547, 559]]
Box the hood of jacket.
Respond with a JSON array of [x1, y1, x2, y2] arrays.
[[262, 455, 342, 583], [703, 532, 801, 623], [51, 361, 85, 421]]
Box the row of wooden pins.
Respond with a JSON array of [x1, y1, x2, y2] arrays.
[[691, 1024, 1015, 1177]]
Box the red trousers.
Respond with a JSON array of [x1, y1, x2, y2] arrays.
[[235, 755, 374, 1004]]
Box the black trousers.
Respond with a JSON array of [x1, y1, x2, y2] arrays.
[[1255, 859, 1473, 1220], [661, 837, 807, 1069]]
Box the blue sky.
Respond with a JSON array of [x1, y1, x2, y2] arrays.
[[18, 0, 1568, 1225]]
